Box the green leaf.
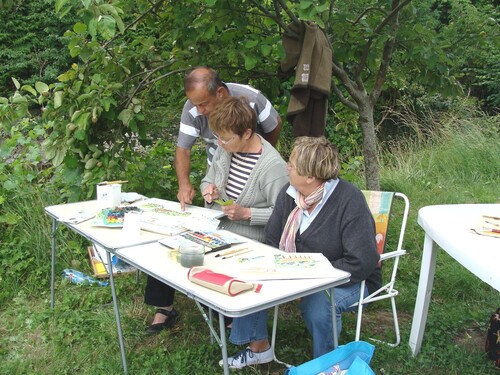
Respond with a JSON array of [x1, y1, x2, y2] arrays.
[[11, 92, 27, 104], [21, 85, 37, 96], [214, 199, 234, 206], [261, 44, 272, 56], [52, 146, 68, 167], [57, 70, 75, 82], [35, 82, 49, 94], [97, 15, 116, 40], [71, 110, 82, 122], [74, 129, 86, 140], [74, 112, 91, 130], [55, 0, 69, 13], [54, 91, 63, 109], [64, 154, 79, 169], [245, 40, 259, 48], [73, 22, 87, 34], [99, 4, 120, 18], [88, 18, 97, 38], [242, 54, 257, 70], [300, 1, 313, 10], [116, 18, 125, 34], [118, 108, 133, 126], [12, 77, 20, 90], [70, 46, 82, 58]]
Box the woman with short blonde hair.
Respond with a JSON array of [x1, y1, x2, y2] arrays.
[[290, 136, 340, 180], [221, 136, 381, 369]]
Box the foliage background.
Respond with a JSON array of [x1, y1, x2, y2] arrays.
[[0, 0, 499, 373]]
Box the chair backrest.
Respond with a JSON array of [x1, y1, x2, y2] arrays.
[[361, 190, 395, 256]]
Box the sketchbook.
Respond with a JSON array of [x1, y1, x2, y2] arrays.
[[218, 252, 344, 281], [136, 198, 222, 235]]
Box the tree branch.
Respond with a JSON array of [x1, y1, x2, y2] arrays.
[[103, 0, 166, 48], [327, 0, 335, 30], [123, 63, 183, 108], [277, 0, 300, 25], [331, 58, 365, 106], [332, 81, 358, 111], [355, 0, 412, 76], [349, 7, 388, 26], [371, 33, 396, 104]]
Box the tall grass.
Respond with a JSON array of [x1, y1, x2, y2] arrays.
[[0, 102, 499, 374]]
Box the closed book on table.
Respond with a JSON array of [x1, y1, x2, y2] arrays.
[[187, 267, 262, 296]]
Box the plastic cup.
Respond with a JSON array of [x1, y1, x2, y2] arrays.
[[122, 211, 142, 240], [179, 243, 204, 268]]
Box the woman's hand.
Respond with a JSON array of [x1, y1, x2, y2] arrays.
[[222, 203, 251, 221], [202, 184, 219, 204]]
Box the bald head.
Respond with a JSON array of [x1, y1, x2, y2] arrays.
[[184, 67, 223, 95]]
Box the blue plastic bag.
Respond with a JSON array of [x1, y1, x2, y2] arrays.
[[285, 341, 375, 375]]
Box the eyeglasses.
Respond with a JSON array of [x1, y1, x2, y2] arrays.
[[213, 132, 235, 145]]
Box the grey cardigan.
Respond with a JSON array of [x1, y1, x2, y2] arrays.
[[200, 136, 288, 242]]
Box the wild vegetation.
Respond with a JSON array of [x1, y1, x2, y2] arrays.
[[1, 101, 498, 374], [0, 0, 499, 374]]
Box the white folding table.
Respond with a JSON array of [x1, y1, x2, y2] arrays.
[[44, 199, 223, 374], [45, 200, 351, 374], [409, 203, 500, 356]]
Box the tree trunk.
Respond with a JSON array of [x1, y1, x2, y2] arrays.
[[358, 103, 380, 191]]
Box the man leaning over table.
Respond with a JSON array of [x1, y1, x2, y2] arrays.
[[175, 66, 282, 212], [220, 136, 381, 369], [143, 95, 287, 335]]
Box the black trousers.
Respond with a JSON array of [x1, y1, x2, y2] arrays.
[[144, 276, 175, 307], [144, 275, 233, 326]]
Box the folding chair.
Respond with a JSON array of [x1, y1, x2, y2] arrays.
[[350, 190, 410, 347]]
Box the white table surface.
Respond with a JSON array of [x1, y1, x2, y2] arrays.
[[44, 199, 223, 250], [117, 240, 351, 317], [409, 203, 500, 355], [46, 199, 351, 374]]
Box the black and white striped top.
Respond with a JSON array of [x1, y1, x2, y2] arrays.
[[226, 152, 261, 201]]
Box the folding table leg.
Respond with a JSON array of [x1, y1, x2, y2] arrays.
[[219, 312, 230, 375], [270, 305, 292, 367], [409, 234, 437, 356], [106, 251, 128, 374], [330, 287, 338, 348], [50, 218, 58, 309], [194, 301, 221, 346]]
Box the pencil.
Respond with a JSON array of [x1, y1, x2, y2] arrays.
[[98, 180, 128, 185], [214, 247, 248, 258], [222, 249, 252, 259]]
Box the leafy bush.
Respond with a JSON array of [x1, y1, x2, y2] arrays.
[[0, 0, 76, 95]]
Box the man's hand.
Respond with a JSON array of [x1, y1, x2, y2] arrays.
[[177, 184, 196, 211], [201, 184, 219, 204], [175, 147, 194, 211], [222, 203, 251, 221]]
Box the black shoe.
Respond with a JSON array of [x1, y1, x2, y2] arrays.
[[146, 308, 179, 335]]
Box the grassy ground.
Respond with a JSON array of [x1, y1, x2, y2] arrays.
[[1, 113, 499, 374]]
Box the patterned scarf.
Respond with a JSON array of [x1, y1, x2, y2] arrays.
[[279, 183, 325, 253]]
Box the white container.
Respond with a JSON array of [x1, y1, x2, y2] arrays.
[[122, 210, 142, 241], [96, 183, 122, 208]]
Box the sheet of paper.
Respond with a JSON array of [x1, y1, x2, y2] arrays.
[[213, 252, 344, 281]]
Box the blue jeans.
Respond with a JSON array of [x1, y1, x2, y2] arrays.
[[229, 282, 367, 358]]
